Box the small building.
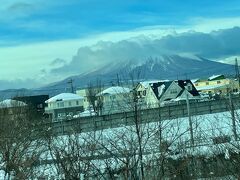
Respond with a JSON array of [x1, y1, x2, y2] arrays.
[[45, 93, 84, 121], [96, 86, 132, 114], [0, 99, 27, 109], [13, 95, 49, 117], [0, 99, 27, 117], [194, 75, 239, 96]]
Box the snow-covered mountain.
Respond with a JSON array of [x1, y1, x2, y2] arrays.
[[42, 54, 234, 90], [0, 54, 235, 98], [219, 56, 240, 65]]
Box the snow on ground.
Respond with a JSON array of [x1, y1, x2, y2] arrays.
[[1, 109, 240, 178]]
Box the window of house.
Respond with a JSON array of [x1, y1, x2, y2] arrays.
[[137, 91, 141, 96], [67, 112, 73, 116], [56, 102, 63, 108], [212, 135, 231, 144], [111, 95, 116, 100], [217, 81, 221, 84], [143, 90, 146, 96], [37, 104, 43, 109], [170, 89, 178, 94], [195, 83, 198, 86], [206, 82, 209, 85], [58, 112, 66, 117], [68, 101, 72, 106], [233, 88, 238, 92], [76, 101, 79, 105]]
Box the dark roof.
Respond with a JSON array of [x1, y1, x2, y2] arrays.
[[151, 81, 172, 100], [13, 95, 49, 108], [176, 80, 200, 96]]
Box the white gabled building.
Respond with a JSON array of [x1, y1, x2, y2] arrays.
[[96, 86, 132, 114], [136, 80, 200, 108], [45, 93, 84, 121]]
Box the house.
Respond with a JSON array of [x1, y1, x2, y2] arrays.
[[76, 86, 104, 111], [96, 86, 132, 114], [13, 95, 49, 117], [44, 93, 84, 121], [0, 99, 27, 110], [135, 80, 164, 97], [193, 75, 239, 96], [0, 99, 27, 117], [136, 80, 200, 108]]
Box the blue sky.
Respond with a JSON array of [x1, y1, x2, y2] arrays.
[[1, 0, 240, 45], [1, 0, 240, 89]]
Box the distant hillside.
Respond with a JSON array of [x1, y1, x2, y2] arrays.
[[0, 54, 235, 99]]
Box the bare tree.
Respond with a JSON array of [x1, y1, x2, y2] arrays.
[[46, 129, 106, 179], [0, 101, 47, 179], [86, 80, 104, 115]]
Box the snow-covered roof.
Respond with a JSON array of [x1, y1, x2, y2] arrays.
[[45, 93, 84, 103], [157, 84, 165, 97], [0, 99, 27, 108], [208, 74, 224, 81], [97, 86, 131, 96], [191, 79, 199, 83], [140, 80, 169, 88], [196, 84, 227, 91]]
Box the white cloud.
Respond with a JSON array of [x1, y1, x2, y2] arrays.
[[189, 17, 240, 33], [1, 16, 240, 89]]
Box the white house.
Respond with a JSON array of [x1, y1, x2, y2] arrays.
[[136, 80, 200, 108], [0, 99, 27, 118], [45, 93, 84, 121], [96, 86, 132, 114], [0, 99, 27, 108]]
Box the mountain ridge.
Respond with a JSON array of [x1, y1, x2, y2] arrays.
[[0, 54, 235, 99]]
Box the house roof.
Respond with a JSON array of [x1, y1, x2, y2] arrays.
[[196, 84, 227, 91], [0, 99, 27, 108], [45, 93, 83, 103], [191, 79, 199, 83], [208, 74, 225, 81], [150, 80, 200, 101], [139, 80, 169, 88], [151, 81, 172, 99], [176, 80, 200, 97], [97, 86, 131, 96]]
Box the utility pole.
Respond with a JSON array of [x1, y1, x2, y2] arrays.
[[235, 58, 240, 90], [116, 73, 120, 86], [185, 84, 194, 147], [67, 78, 74, 93], [185, 85, 195, 176], [186, 92, 194, 146], [229, 89, 237, 140]]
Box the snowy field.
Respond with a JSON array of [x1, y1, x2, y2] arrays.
[[1, 109, 240, 179]]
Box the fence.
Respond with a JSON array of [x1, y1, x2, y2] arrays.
[[50, 96, 240, 135]]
